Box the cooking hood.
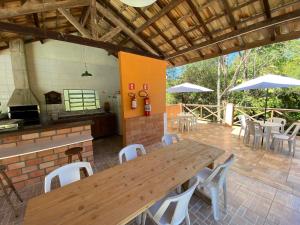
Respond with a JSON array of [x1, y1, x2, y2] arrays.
[[7, 89, 39, 107], [7, 39, 39, 107]]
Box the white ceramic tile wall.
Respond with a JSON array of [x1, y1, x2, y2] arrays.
[[0, 49, 15, 113], [0, 40, 120, 116]]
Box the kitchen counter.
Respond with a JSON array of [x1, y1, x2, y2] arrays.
[[0, 120, 93, 138], [0, 120, 94, 189]]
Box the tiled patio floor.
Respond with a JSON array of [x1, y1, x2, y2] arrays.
[[1, 123, 300, 225]]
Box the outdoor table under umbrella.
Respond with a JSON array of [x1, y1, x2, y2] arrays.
[[229, 74, 300, 120], [167, 82, 213, 103]]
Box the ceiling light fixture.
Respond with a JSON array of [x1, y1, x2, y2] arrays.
[[120, 0, 157, 7], [81, 46, 92, 77]]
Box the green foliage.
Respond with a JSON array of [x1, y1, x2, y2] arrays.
[[167, 39, 300, 121]]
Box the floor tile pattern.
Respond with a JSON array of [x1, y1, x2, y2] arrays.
[[1, 123, 300, 225]]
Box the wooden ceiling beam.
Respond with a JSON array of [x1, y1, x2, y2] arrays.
[[186, 0, 222, 54], [96, 1, 161, 56], [58, 8, 92, 38], [173, 30, 300, 67], [32, 13, 44, 44], [100, 0, 164, 56], [223, 0, 237, 30], [186, 0, 211, 39], [154, 1, 203, 59], [135, 7, 188, 63], [0, 21, 162, 59], [0, 0, 90, 20], [262, 0, 276, 41], [135, 0, 185, 34], [166, 9, 300, 60], [99, 26, 122, 42]]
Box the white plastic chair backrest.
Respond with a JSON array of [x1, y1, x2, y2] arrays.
[[44, 162, 93, 193], [246, 120, 257, 135], [200, 154, 235, 189], [269, 117, 286, 132], [285, 123, 300, 140], [118, 144, 146, 164], [162, 134, 180, 146], [238, 115, 247, 128], [152, 176, 199, 225]]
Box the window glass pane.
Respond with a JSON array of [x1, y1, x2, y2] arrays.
[[63, 89, 100, 111]]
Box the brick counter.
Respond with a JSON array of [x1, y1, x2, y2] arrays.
[[0, 122, 94, 189], [123, 113, 164, 146]]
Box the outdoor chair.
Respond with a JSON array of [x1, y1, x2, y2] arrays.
[[44, 162, 93, 193], [189, 116, 198, 131], [271, 122, 300, 157], [237, 115, 248, 139], [245, 121, 267, 149], [268, 117, 286, 134], [142, 176, 199, 225], [195, 154, 235, 221], [118, 144, 146, 164], [162, 133, 180, 146], [169, 113, 179, 129], [178, 118, 188, 132]]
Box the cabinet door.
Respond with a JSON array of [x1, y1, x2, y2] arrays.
[[91, 114, 116, 138]]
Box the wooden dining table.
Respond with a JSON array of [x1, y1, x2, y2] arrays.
[[23, 139, 224, 225]]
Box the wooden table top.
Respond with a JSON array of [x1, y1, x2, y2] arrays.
[[23, 139, 224, 225]]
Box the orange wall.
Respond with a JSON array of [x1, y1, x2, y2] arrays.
[[119, 52, 167, 119]]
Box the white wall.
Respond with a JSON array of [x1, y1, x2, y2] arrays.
[[0, 49, 14, 113], [0, 40, 120, 118]]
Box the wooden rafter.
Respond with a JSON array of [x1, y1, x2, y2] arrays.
[[262, 0, 276, 41], [0, 0, 90, 19], [100, 0, 164, 56], [223, 0, 237, 30], [0, 21, 162, 59], [134, 8, 182, 64], [81, 7, 90, 27], [90, 0, 97, 38], [173, 30, 300, 66], [32, 13, 44, 44], [166, 9, 300, 60], [186, 0, 222, 54], [95, 2, 160, 56], [155, 0, 204, 59], [97, 1, 164, 56], [99, 26, 122, 42], [134, 0, 185, 35], [58, 8, 92, 38]]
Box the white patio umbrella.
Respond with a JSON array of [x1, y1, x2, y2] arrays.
[[167, 82, 213, 103], [229, 74, 300, 120]]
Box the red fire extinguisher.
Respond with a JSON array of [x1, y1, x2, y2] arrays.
[[139, 90, 151, 116], [128, 93, 137, 109]]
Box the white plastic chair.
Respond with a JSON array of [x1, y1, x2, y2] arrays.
[[245, 121, 261, 149], [237, 115, 247, 139], [268, 117, 286, 133], [162, 134, 180, 146], [169, 113, 179, 129], [272, 122, 300, 157], [118, 144, 146, 164], [196, 154, 235, 221], [44, 162, 93, 193], [142, 176, 199, 225]]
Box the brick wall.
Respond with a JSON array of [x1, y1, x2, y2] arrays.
[[0, 125, 93, 189], [124, 113, 164, 146]]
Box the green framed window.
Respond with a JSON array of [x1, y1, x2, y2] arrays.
[[63, 89, 100, 111]]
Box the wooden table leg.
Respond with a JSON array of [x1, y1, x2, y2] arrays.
[[182, 163, 214, 205]]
